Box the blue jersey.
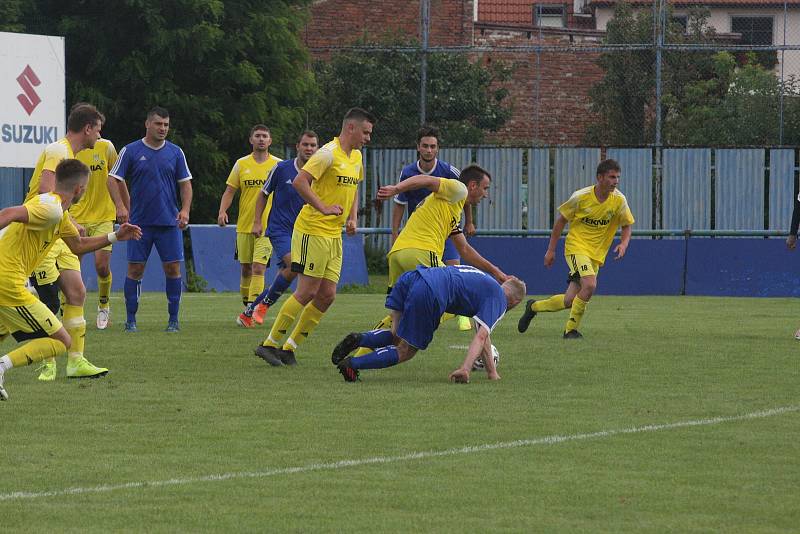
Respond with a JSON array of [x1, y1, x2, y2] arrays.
[[394, 159, 461, 214], [110, 139, 191, 226], [418, 265, 506, 332], [263, 158, 305, 237]]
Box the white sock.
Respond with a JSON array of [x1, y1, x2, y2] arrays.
[[0, 355, 12, 372]]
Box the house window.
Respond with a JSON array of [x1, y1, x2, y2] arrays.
[[534, 5, 565, 28], [731, 16, 773, 45]]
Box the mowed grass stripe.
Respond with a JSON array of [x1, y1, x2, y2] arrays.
[[2, 404, 796, 502]]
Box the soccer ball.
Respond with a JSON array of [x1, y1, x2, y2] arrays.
[[471, 344, 500, 371]]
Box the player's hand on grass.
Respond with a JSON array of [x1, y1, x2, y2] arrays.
[[116, 223, 143, 241], [177, 210, 190, 229], [217, 212, 228, 227], [487, 369, 501, 381], [449, 368, 470, 384], [787, 235, 797, 250], [321, 204, 343, 216], [614, 243, 627, 260], [544, 249, 555, 268], [377, 185, 399, 200]]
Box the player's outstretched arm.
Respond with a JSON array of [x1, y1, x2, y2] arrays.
[[377, 175, 441, 201], [63, 223, 142, 255], [450, 325, 496, 383], [0, 206, 29, 231], [451, 233, 508, 283]]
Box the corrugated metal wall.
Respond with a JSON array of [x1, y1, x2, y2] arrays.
[[607, 148, 653, 231], [554, 148, 601, 209], [528, 148, 550, 230], [662, 149, 712, 230], [769, 149, 795, 234], [715, 149, 765, 231], [474, 148, 522, 229]]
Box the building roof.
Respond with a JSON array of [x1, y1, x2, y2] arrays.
[[478, 0, 570, 26], [590, 0, 800, 6]]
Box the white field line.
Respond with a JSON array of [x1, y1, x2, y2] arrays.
[[2, 405, 797, 502]]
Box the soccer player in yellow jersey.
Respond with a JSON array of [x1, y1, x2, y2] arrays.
[[0, 159, 142, 401], [255, 108, 373, 367], [26, 104, 112, 380], [217, 125, 281, 316], [343, 164, 508, 354], [71, 135, 130, 329], [518, 159, 634, 338]]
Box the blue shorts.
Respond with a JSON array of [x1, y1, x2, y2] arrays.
[[442, 238, 460, 263], [268, 231, 292, 268], [127, 225, 184, 263], [385, 270, 444, 350]]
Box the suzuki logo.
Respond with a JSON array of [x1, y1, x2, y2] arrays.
[[16, 65, 42, 116]]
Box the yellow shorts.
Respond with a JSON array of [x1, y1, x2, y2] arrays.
[[290, 231, 342, 282], [387, 248, 440, 287], [235, 233, 272, 265], [33, 239, 81, 286], [566, 253, 601, 283], [0, 298, 63, 339], [80, 221, 115, 252]]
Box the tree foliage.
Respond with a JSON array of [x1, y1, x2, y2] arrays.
[[15, 0, 316, 222], [310, 42, 512, 146]]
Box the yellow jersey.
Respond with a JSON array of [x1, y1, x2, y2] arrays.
[[0, 193, 79, 306], [559, 186, 635, 265], [25, 138, 74, 202], [70, 138, 118, 223], [225, 153, 281, 233], [390, 178, 467, 257], [294, 137, 363, 238]]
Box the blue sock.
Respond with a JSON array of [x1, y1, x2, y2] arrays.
[[166, 277, 182, 323], [350, 346, 400, 370], [359, 329, 394, 349], [124, 277, 141, 323], [265, 274, 292, 306]]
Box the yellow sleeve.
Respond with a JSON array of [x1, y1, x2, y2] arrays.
[[43, 143, 70, 173], [433, 178, 467, 203], [60, 213, 79, 238], [225, 161, 241, 189], [302, 148, 334, 181], [618, 200, 635, 226], [558, 192, 580, 221], [105, 140, 118, 171], [24, 195, 63, 230]]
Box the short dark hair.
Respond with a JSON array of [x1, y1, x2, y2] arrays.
[[342, 107, 376, 125], [66, 104, 104, 133], [250, 124, 270, 137], [416, 126, 440, 145], [55, 158, 89, 187], [298, 130, 319, 143], [147, 106, 170, 120], [597, 159, 621, 176], [459, 164, 491, 186]]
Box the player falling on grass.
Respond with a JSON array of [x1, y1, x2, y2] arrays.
[[518, 159, 634, 339], [217, 125, 282, 319], [391, 126, 474, 331], [349, 164, 509, 358], [254, 108, 372, 367], [237, 130, 319, 328], [0, 159, 142, 401], [331, 265, 526, 383], [26, 103, 113, 381]]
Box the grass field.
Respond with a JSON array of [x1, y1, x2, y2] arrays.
[[2, 287, 799, 532]]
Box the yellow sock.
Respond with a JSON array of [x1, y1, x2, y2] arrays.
[[240, 275, 252, 305], [249, 273, 265, 304], [98, 274, 112, 309], [263, 294, 304, 348], [354, 314, 393, 356], [7, 338, 66, 367], [63, 304, 86, 363], [283, 303, 325, 351], [533, 294, 566, 313], [565, 296, 588, 333]]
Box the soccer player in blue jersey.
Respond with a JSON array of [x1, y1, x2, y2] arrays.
[[331, 265, 526, 383], [109, 107, 193, 332], [237, 131, 319, 327], [391, 126, 474, 330]]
